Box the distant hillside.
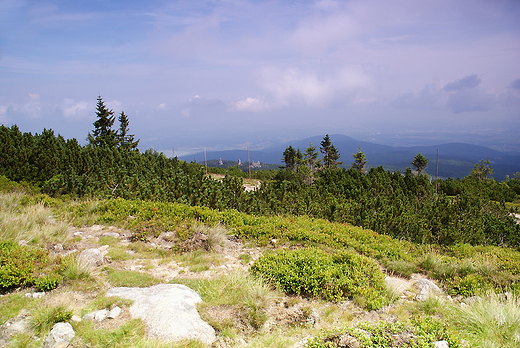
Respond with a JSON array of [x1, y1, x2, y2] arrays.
[[179, 134, 520, 179]]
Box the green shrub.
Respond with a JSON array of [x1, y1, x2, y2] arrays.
[[305, 317, 460, 348], [35, 274, 63, 292], [251, 248, 388, 310], [0, 241, 49, 288]]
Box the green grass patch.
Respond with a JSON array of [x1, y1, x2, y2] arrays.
[[104, 267, 162, 287], [31, 304, 73, 335], [171, 270, 280, 332], [175, 249, 222, 271], [0, 293, 33, 324]]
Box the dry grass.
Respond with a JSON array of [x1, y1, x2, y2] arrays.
[[449, 292, 520, 347], [0, 192, 69, 244]]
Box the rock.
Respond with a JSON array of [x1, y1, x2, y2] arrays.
[[413, 279, 442, 301], [0, 309, 31, 346], [26, 292, 45, 298], [102, 232, 120, 238], [107, 306, 122, 319], [106, 284, 216, 344], [339, 334, 360, 348], [433, 340, 449, 348], [83, 309, 108, 322], [94, 309, 108, 322], [43, 322, 75, 348], [54, 244, 64, 252], [78, 248, 104, 267], [70, 315, 82, 322]]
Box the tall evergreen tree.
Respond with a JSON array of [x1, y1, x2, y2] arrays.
[[320, 134, 342, 169], [117, 111, 139, 150], [282, 145, 298, 171], [411, 153, 428, 176], [352, 148, 367, 172], [88, 96, 117, 147]]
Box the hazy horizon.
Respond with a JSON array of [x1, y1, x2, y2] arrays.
[[2, 0, 519, 157]]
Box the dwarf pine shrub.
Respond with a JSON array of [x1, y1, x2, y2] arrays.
[[251, 247, 388, 310]]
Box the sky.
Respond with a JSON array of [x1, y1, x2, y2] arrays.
[[1, 0, 520, 156]]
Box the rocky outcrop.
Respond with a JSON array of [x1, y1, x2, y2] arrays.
[[106, 284, 216, 345]]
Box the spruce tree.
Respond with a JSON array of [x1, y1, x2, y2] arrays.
[[117, 111, 139, 150], [352, 148, 367, 172], [411, 153, 429, 176], [88, 96, 117, 147], [320, 134, 342, 169]]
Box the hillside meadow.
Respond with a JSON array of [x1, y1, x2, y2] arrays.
[[1, 175, 520, 347]]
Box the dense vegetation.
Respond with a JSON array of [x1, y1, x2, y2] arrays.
[[2, 93, 520, 347], [1, 122, 519, 248]]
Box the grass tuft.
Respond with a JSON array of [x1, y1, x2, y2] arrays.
[[449, 292, 520, 347]]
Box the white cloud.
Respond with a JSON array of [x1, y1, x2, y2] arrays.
[[259, 66, 371, 106], [233, 98, 270, 112], [157, 103, 166, 110], [106, 100, 122, 114], [0, 105, 8, 123], [19, 93, 42, 117], [181, 108, 190, 118], [61, 98, 89, 119]]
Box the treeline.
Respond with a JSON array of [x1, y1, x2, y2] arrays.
[[1, 97, 519, 248]]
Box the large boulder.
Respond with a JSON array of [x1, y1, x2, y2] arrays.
[[413, 278, 442, 301], [106, 284, 216, 345], [43, 322, 75, 348], [78, 248, 105, 267]]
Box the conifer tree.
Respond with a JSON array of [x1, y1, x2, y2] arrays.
[[88, 96, 117, 147], [117, 111, 139, 150], [411, 153, 429, 176], [282, 145, 298, 171], [352, 148, 367, 172], [320, 134, 342, 169]]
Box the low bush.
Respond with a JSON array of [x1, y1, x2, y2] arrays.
[[0, 241, 49, 289], [305, 317, 460, 348], [251, 247, 388, 310]]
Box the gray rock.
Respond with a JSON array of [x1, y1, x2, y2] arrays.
[[43, 322, 75, 348], [78, 248, 104, 267], [413, 279, 442, 301], [106, 284, 216, 344], [433, 340, 449, 348], [107, 306, 122, 319], [102, 232, 120, 238], [0, 309, 31, 346], [82, 309, 108, 322]]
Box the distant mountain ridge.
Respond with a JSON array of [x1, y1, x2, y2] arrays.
[[179, 134, 520, 179]]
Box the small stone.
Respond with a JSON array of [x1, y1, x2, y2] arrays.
[[32, 292, 45, 298], [433, 340, 449, 348], [82, 313, 95, 321], [54, 244, 64, 252], [70, 315, 82, 322], [94, 309, 108, 322], [339, 334, 360, 348], [107, 306, 122, 319], [43, 322, 75, 348], [102, 232, 120, 238]]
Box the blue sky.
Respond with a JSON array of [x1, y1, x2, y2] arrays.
[[1, 0, 520, 156]]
